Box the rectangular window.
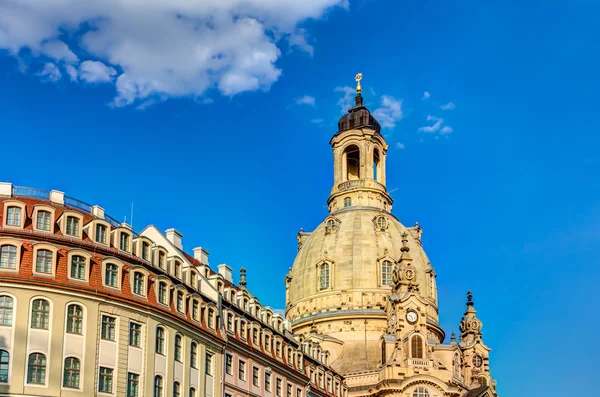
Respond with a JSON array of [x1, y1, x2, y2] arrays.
[[105, 264, 118, 287], [129, 322, 141, 347], [0, 245, 17, 269], [225, 353, 233, 375], [238, 360, 246, 381], [192, 300, 199, 320], [252, 366, 259, 387], [66, 216, 80, 237], [276, 378, 282, 397], [70, 256, 86, 280], [35, 250, 53, 274], [253, 328, 259, 344], [240, 321, 247, 339], [158, 252, 165, 269], [177, 291, 184, 313], [297, 388, 302, 397], [96, 224, 107, 244], [205, 352, 213, 376], [174, 261, 181, 278], [287, 384, 293, 397], [6, 207, 21, 226], [265, 334, 271, 351], [227, 314, 233, 332], [133, 272, 144, 295], [98, 367, 113, 393], [127, 372, 139, 397], [36, 211, 51, 231], [120, 233, 129, 251], [101, 315, 116, 341], [141, 242, 149, 260], [265, 372, 271, 392]]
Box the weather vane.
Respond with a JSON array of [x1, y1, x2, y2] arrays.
[[355, 72, 363, 94]]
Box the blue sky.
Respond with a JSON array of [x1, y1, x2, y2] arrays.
[[1, 1, 599, 395]]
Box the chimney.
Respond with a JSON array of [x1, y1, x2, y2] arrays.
[[165, 228, 183, 250], [49, 190, 64, 205], [91, 205, 105, 218], [193, 247, 209, 265], [0, 182, 12, 197], [217, 264, 232, 283]]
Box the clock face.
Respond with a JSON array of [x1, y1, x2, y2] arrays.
[[406, 311, 418, 324]]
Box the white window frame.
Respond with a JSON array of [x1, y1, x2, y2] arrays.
[[2, 201, 26, 229]]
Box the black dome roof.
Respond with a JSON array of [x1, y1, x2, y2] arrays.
[[337, 94, 381, 134]]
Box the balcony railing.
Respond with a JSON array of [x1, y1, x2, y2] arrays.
[[12, 185, 136, 236], [337, 179, 387, 192], [408, 358, 432, 367]]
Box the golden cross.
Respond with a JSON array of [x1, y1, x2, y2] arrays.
[[355, 73, 363, 94]]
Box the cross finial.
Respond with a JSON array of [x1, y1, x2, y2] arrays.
[[355, 73, 363, 94], [240, 267, 247, 286]]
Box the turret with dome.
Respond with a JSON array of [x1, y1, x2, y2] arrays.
[[285, 75, 499, 397]]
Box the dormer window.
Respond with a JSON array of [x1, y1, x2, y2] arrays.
[[227, 313, 233, 333], [158, 251, 166, 270], [119, 233, 129, 251], [36, 211, 51, 231], [141, 242, 150, 261], [105, 264, 118, 288], [325, 218, 338, 234], [208, 308, 215, 329], [133, 272, 145, 296], [190, 272, 197, 289], [66, 216, 80, 237], [276, 341, 282, 357], [174, 261, 182, 279], [265, 334, 271, 351], [240, 321, 247, 340], [176, 291, 184, 313], [35, 249, 53, 274], [96, 224, 107, 244], [158, 282, 168, 305], [253, 328, 259, 345], [192, 300, 200, 321], [6, 206, 22, 227]]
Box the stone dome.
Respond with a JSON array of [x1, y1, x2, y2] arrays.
[[336, 94, 381, 134], [286, 206, 438, 325]]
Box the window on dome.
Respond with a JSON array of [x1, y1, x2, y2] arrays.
[[381, 260, 393, 286], [319, 263, 330, 290], [412, 387, 429, 397], [325, 219, 337, 233], [376, 216, 387, 230], [344, 197, 352, 208], [411, 335, 423, 359]]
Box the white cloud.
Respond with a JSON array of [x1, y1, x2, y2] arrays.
[[396, 142, 405, 149], [295, 95, 316, 106], [440, 126, 453, 134], [287, 28, 314, 56], [418, 115, 444, 133], [0, 0, 349, 106], [373, 95, 403, 129], [440, 101, 456, 110], [37, 62, 61, 82], [334, 86, 355, 113], [422, 91, 431, 100], [79, 60, 117, 83], [311, 118, 324, 124], [65, 64, 78, 81]]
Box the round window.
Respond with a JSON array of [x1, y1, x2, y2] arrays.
[[376, 216, 387, 229], [473, 354, 483, 367]]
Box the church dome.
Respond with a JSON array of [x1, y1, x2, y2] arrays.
[[336, 94, 381, 134], [286, 207, 437, 326]]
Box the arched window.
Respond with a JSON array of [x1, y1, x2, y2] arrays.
[[207, 308, 215, 329], [158, 252, 166, 270], [0, 350, 9, 383], [453, 353, 461, 377], [326, 219, 337, 233], [142, 242, 150, 260], [105, 263, 118, 287], [190, 341, 198, 368], [154, 375, 163, 397], [344, 145, 360, 180], [0, 296, 13, 326], [31, 299, 50, 329], [65, 216, 80, 237], [156, 327, 165, 354], [344, 197, 352, 208], [66, 304, 83, 334], [63, 357, 81, 388], [319, 263, 330, 290], [189, 387, 197, 397], [174, 335, 182, 362], [412, 387, 430, 397], [0, 245, 17, 269], [411, 335, 423, 359], [174, 261, 182, 279], [176, 291, 184, 313], [27, 353, 46, 384], [133, 272, 145, 296], [70, 255, 86, 280], [35, 249, 53, 274], [173, 381, 181, 397], [373, 148, 380, 181], [381, 260, 393, 286], [158, 282, 167, 305], [36, 210, 51, 231]]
